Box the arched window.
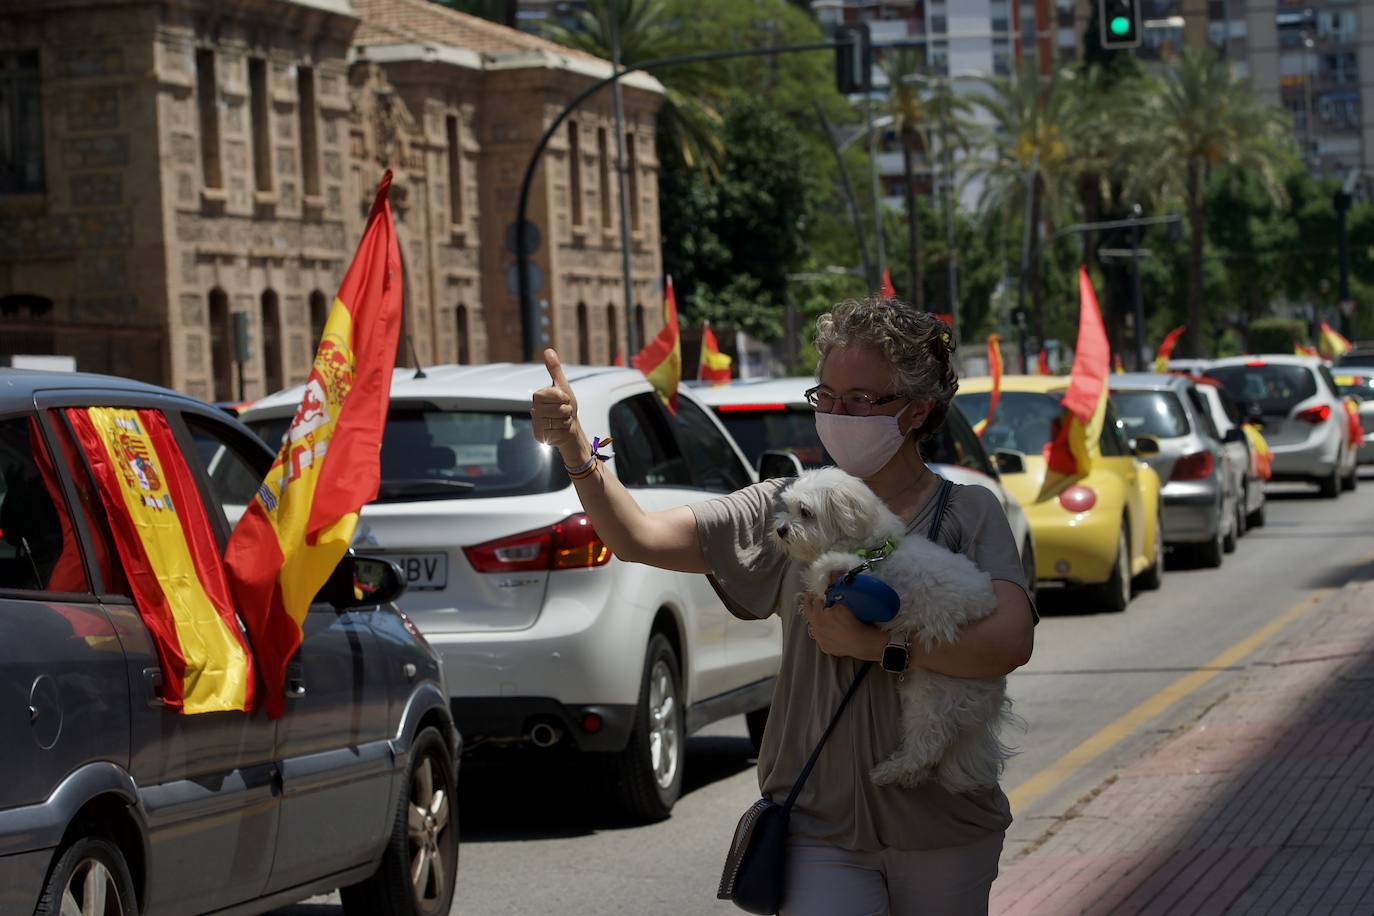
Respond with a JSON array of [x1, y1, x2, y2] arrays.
[[208, 288, 232, 401], [456, 304, 470, 365], [576, 301, 589, 364], [261, 289, 282, 394], [309, 289, 328, 344], [605, 303, 618, 364], [634, 302, 646, 352]]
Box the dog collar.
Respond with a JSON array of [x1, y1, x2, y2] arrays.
[[853, 536, 899, 563]]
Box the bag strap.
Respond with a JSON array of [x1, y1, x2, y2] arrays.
[[781, 476, 957, 812]]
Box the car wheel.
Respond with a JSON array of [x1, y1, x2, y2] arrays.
[[341, 726, 458, 916], [1194, 524, 1224, 569], [35, 834, 138, 916], [1247, 492, 1267, 529], [1091, 525, 1131, 613], [1234, 486, 1248, 539], [1222, 504, 1238, 554], [745, 706, 769, 756], [614, 633, 684, 821], [1318, 463, 1341, 498], [1020, 538, 1038, 606], [1134, 509, 1165, 592], [1343, 461, 1358, 492]]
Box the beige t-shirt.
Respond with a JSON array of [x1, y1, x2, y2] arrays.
[[692, 477, 1031, 853]]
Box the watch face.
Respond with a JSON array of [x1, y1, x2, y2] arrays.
[[882, 643, 909, 673]]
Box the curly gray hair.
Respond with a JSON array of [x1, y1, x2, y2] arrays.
[[814, 297, 958, 441]]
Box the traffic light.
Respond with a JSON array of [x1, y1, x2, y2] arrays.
[[834, 24, 872, 95], [1098, 0, 1142, 49]]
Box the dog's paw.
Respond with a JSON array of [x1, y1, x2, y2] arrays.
[[869, 758, 934, 789]]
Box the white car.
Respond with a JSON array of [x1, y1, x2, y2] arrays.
[[690, 377, 1036, 599], [1208, 355, 1359, 497], [1192, 378, 1268, 530], [243, 364, 780, 820]]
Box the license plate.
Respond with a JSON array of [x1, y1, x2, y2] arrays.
[[391, 553, 448, 591]]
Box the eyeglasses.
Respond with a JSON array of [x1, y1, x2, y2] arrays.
[[804, 386, 906, 417]]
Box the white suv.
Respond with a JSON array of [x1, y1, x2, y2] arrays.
[[243, 364, 780, 820]]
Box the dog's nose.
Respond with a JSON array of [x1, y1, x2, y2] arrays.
[[776, 525, 789, 539]]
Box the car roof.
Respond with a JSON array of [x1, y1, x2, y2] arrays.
[[243, 362, 655, 416], [1108, 372, 1192, 392], [0, 367, 201, 407], [689, 377, 814, 407], [957, 374, 1066, 395], [1208, 354, 1323, 368]]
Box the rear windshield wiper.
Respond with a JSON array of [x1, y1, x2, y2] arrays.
[[377, 479, 477, 498]]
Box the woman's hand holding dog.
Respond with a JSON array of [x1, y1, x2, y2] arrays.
[[801, 592, 888, 661]]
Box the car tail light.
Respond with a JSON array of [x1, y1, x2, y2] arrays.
[[1171, 451, 1215, 480], [1296, 405, 1331, 424], [717, 403, 788, 412], [1246, 359, 1267, 367], [464, 513, 611, 573], [1058, 485, 1097, 513]]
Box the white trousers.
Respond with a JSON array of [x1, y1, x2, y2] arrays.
[[779, 831, 1004, 916]]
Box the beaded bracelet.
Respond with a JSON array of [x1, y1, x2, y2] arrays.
[[565, 436, 614, 480]]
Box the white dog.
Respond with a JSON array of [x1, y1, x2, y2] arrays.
[[774, 467, 1017, 794]]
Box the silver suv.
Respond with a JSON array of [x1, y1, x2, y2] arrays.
[[0, 369, 459, 916]]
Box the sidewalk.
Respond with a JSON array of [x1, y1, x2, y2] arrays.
[[992, 574, 1374, 915]]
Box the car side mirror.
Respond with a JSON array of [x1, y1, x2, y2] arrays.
[[992, 449, 1026, 476], [1132, 435, 1162, 458], [318, 554, 407, 611], [757, 449, 805, 480], [1224, 427, 1246, 444]]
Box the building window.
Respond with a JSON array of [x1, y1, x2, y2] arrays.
[[455, 304, 470, 364], [567, 120, 584, 227], [309, 289, 328, 344], [597, 126, 612, 231], [0, 50, 44, 195], [208, 289, 233, 401], [605, 303, 618, 364], [261, 289, 282, 394], [297, 66, 320, 198], [576, 302, 590, 363], [626, 133, 641, 232], [248, 58, 272, 193], [446, 114, 463, 226], [634, 302, 646, 349], [195, 50, 222, 190]]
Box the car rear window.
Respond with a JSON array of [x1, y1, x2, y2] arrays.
[[1111, 390, 1192, 439], [955, 391, 1065, 455], [713, 407, 831, 469], [1209, 364, 1318, 412], [247, 407, 567, 501]]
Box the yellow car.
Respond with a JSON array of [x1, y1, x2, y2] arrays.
[[956, 376, 1164, 612]]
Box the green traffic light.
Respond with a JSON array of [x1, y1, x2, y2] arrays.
[[1109, 15, 1131, 36]]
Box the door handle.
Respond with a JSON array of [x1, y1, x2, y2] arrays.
[[143, 667, 166, 708]]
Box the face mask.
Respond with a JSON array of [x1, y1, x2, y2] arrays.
[[814, 405, 912, 479]]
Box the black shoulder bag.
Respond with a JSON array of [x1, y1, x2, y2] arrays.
[[717, 478, 955, 915]]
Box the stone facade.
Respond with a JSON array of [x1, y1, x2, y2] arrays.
[[0, 0, 664, 399]]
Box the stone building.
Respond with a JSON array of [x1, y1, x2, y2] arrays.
[[0, 0, 664, 401]]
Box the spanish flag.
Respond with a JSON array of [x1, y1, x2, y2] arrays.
[[69, 408, 255, 712], [632, 276, 682, 413], [1296, 342, 1319, 357], [1153, 325, 1187, 373], [1318, 322, 1352, 360], [1037, 349, 1051, 376], [881, 268, 896, 299], [1242, 423, 1273, 480], [1114, 355, 1125, 374], [974, 334, 1002, 437], [1040, 267, 1110, 500], [698, 321, 732, 383], [226, 171, 403, 717]]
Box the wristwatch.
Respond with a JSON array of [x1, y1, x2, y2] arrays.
[[881, 635, 910, 674]]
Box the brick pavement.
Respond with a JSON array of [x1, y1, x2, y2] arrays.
[[992, 577, 1374, 915]]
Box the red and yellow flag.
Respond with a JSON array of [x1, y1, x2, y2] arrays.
[[974, 334, 1003, 437], [632, 276, 682, 413], [1295, 342, 1319, 357], [1344, 397, 1364, 449], [881, 268, 896, 299], [1041, 267, 1110, 500], [1242, 423, 1273, 480], [1318, 322, 1352, 360], [69, 408, 254, 713], [698, 321, 732, 383], [1153, 324, 1187, 373], [1037, 349, 1051, 376], [226, 171, 403, 717], [1114, 354, 1125, 374]]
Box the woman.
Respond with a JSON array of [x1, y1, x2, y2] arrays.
[[531, 298, 1035, 915]]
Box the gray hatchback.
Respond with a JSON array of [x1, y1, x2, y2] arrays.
[[0, 369, 460, 916]]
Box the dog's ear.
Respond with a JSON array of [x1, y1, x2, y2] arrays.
[[824, 483, 871, 541]]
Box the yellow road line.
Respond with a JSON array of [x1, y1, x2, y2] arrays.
[[1006, 587, 1332, 814]]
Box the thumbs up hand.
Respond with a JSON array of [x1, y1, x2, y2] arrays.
[[532, 348, 581, 453]]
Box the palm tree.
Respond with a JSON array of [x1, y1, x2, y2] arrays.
[[879, 49, 931, 310], [966, 62, 1083, 347], [543, 0, 724, 175], [1142, 51, 1295, 357]]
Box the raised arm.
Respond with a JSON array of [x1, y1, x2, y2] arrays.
[[531, 349, 708, 573]]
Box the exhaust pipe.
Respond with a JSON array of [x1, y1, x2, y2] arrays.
[[528, 721, 562, 748]]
